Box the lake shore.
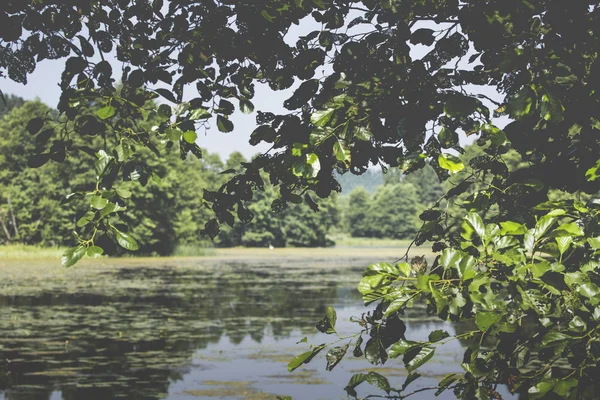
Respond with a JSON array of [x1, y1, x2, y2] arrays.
[[0, 242, 432, 266]]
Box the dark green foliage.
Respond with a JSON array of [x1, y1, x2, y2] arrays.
[[2, 1, 600, 398], [218, 179, 339, 248]]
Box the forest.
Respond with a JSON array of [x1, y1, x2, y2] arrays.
[[1, 96, 451, 254]]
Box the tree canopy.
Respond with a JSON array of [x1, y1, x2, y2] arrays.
[[2, 0, 600, 399]]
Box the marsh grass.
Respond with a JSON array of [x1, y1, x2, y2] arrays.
[[171, 244, 216, 257], [0, 244, 65, 260], [329, 234, 415, 248]]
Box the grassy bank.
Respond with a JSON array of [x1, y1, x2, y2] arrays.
[[1, 239, 431, 264], [0, 244, 65, 260], [329, 234, 414, 248]]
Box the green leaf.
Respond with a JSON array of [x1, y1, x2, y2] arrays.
[[475, 311, 502, 331], [326, 306, 336, 330], [155, 88, 177, 103], [440, 248, 461, 269], [218, 99, 235, 114], [76, 211, 95, 227], [27, 153, 51, 168], [183, 130, 198, 144], [61, 192, 84, 205], [90, 195, 108, 210], [239, 99, 254, 114], [113, 229, 139, 251], [554, 222, 583, 237], [333, 139, 346, 161], [540, 93, 564, 123], [541, 331, 571, 346], [97, 105, 116, 120], [287, 351, 313, 372], [588, 236, 600, 250], [114, 143, 129, 161], [316, 306, 337, 334], [358, 274, 384, 295], [344, 372, 390, 397], [436, 374, 458, 395], [158, 104, 172, 120], [250, 125, 277, 145], [465, 212, 485, 240], [568, 316, 587, 333], [553, 378, 577, 397], [325, 344, 348, 371], [384, 294, 412, 316], [401, 372, 421, 392], [556, 236, 572, 255], [189, 108, 211, 119], [311, 0, 326, 9], [438, 154, 464, 174], [528, 379, 556, 398], [61, 245, 87, 268], [586, 160, 600, 181], [405, 346, 435, 372], [389, 340, 418, 358], [535, 215, 556, 239], [261, 10, 276, 22], [26, 117, 44, 135], [410, 28, 435, 46], [287, 345, 324, 372], [116, 187, 132, 199], [365, 336, 387, 365], [217, 115, 234, 132], [310, 108, 335, 127], [166, 128, 182, 140], [428, 330, 450, 343], [577, 282, 600, 302], [95, 150, 114, 178], [508, 87, 535, 119], [397, 262, 411, 277], [86, 245, 104, 258], [100, 202, 118, 218]]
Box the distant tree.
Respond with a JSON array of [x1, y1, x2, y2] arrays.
[[335, 170, 384, 195], [0, 101, 77, 245], [224, 151, 247, 171], [0, 94, 25, 119], [384, 163, 445, 206], [368, 183, 419, 239], [345, 186, 371, 237]]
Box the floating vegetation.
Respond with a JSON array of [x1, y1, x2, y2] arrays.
[[0, 250, 450, 400], [265, 370, 329, 385]]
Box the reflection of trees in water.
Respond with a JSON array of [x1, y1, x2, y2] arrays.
[[0, 264, 349, 400]]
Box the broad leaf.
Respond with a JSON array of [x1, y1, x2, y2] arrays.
[[61, 245, 87, 268]]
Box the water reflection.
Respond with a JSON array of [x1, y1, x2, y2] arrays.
[[0, 258, 507, 400]]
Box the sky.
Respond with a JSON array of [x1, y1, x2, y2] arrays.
[[1, 11, 505, 161]]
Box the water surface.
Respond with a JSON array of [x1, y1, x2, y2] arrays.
[[0, 252, 513, 399]]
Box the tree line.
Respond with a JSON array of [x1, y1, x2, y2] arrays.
[[0, 97, 446, 254]]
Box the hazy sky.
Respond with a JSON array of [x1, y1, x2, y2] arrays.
[[1, 14, 504, 160]]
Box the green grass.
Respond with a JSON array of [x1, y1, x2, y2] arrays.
[[171, 244, 216, 257], [0, 244, 65, 260]]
